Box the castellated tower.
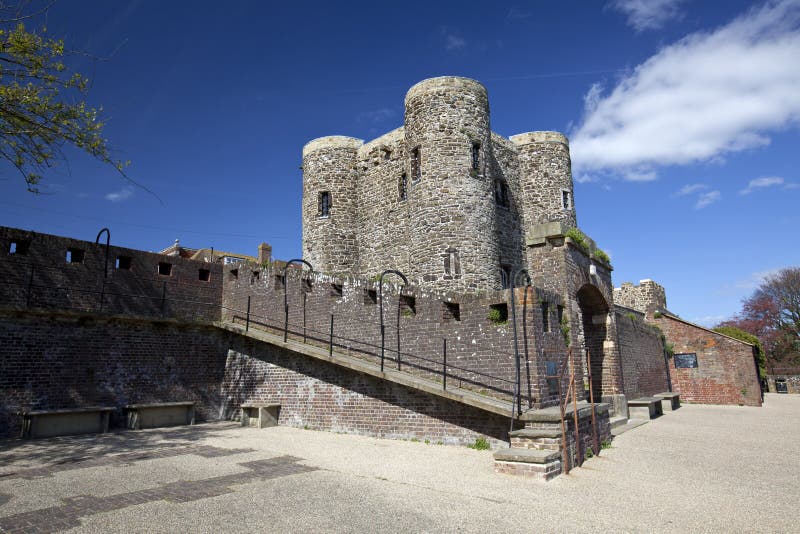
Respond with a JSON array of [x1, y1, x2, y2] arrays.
[[510, 131, 577, 230], [300, 76, 581, 292], [403, 77, 502, 290], [302, 136, 362, 275]]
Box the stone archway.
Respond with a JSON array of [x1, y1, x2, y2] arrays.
[[576, 284, 610, 402]]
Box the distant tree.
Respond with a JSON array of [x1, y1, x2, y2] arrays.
[[0, 2, 130, 192], [718, 267, 800, 372]]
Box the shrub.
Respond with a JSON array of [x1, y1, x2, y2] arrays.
[[468, 437, 491, 450], [593, 249, 611, 265], [560, 314, 571, 346], [565, 228, 590, 254]]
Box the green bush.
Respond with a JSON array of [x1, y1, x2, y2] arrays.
[[488, 306, 508, 325], [468, 437, 491, 450], [593, 249, 611, 265], [565, 228, 590, 254], [560, 314, 571, 346]]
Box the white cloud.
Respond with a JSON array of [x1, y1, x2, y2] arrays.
[[739, 175, 784, 194], [105, 186, 134, 202], [694, 190, 720, 209], [673, 183, 708, 196], [441, 27, 466, 51], [572, 0, 800, 181], [610, 0, 686, 32], [734, 268, 781, 289]]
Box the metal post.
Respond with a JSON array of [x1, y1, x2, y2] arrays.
[[569, 349, 581, 466], [329, 314, 334, 358], [586, 349, 600, 457], [509, 269, 531, 418], [95, 228, 111, 279], [303, 292, 307, 343], [442, 338, 447, 390], [99, 277, 106, 313], [557, 374, 570, 475], [160, 281, 167, 317], [282, 259, 314, 343], [246, 296, 251, 332], [378, 269, 409, 373]]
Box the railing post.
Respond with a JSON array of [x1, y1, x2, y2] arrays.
[[99, 277, 106, 313], [303, 293, 307, 343], [380, 322, 386, 373], [329, 314, 334, 358], [397, 298, 401, 371], [246, 295, 251, 332], [25, 263, 34, 308], [160, 281, 167, 317], [442, 338, 447, 390]]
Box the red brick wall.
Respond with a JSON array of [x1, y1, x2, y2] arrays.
[[651, 314, 761, 406], [615, 310, 670, 399]]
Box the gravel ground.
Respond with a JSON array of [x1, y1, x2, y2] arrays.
[[0, 393, 797, 533]]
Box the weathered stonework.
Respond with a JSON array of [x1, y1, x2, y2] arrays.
[[301, 77, 576, 292]]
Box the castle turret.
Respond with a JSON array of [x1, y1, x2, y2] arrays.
[[403, 76, 502, 290], [302, 136, 363, 275], [510, 131, 576, 230]]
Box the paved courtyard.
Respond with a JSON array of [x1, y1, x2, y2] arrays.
[[1, 393, 798, 533]]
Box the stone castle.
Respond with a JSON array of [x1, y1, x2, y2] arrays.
[[302, 76, 576, 292]]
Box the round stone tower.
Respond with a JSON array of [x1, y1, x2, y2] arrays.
[[403, 76, 502, 290], [301, 136, 363, 275], [509, 131, 577, 230]]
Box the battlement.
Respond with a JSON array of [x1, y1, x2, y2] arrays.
[[404, 76, 487, 105], [509, 131, 570, 147], [302, 136, 364, 157], [613, 279, 667, 314]]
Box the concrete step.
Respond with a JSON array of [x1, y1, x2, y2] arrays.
[[508, 428, 562, 439], [493, 448, 561, 464], [610, 415, 628, 429], [611, 418, 649, 436]]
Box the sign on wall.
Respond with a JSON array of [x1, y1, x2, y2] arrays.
[[674, 353, 698, 369]]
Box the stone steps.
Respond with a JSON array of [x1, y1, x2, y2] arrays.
[[493, 448, 563, 481]]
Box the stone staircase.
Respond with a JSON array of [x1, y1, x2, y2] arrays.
[[493, 402, 611, 480]]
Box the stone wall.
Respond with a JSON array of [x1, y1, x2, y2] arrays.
[[614, 280, 667, 314], [766, 374, 800, 394], [614, 308, 671, 400], [0, 227, 222, 322], [651, 313, 762, 406], [301, 76, 576, 293]]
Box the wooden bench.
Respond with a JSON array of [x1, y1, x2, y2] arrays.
[[654, 392, 681, 411], [628, 397, 663, 420], [124, 402, 195, 430], [18, 407, 115, 439], [240, 403, 281, 428]]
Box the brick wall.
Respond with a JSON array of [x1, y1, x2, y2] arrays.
[[651, 314, 762, 406], [0, 309, 512, 445], [614, 309, 670, 399], [0, 310, 228, 438], [220, 342, 512, 447], [220, 261, 566, 408], [0, 227, 222, 322]]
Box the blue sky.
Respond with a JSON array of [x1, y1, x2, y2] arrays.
[[2, 0, 799, 326]]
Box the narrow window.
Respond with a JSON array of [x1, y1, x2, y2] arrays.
[[158, 262, 172, 276], [488, 303, 508, 324], [251, 270, 260, 284], [318, 191, 331, 218], [500, 264, 512, 289], [557, 305, 564, 325], [66, 248, 85, 264], [494, 180, 509, 207], [302, 278, 313, 293], [199, 268, 211, 282], [115, 256, 132, 270], [562, 189, 572, 210], [471, 142, 480, 171], [410, 147, 421, 182], [275, 273, 284, 289], [9, 239, 30, 255], [364, 289, 378, 305], [382, 148, 392, 160], [443, 247, 461, 278], [229, 268, 239, 281], [399, 295, 416, 317], [330, 283, 343, 298], [442, 302, 460, 322], [541, 302, 550, 332], [399, 173, 408, 201]]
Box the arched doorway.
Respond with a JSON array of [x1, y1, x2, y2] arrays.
[[576, 284, 609, 402]]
